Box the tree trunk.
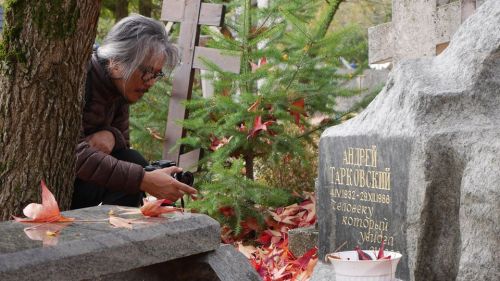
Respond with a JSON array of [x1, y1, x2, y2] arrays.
[[244, 151, 254, 180], [0, 1, 101, 220], [139, 0, 152, 17], [115, 0, 129, 22]]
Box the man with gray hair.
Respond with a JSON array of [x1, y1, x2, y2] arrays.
[[71, 14, 196, 209]]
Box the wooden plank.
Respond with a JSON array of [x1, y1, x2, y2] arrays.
[[199, 3, 225, 27], [193, 46, 241, 73], [178, 149, 202, 171], [162, 0, 225, 27], [163, 0, 202, 162], [161, 0, 185, 23]]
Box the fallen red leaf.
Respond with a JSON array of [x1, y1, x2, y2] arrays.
[[377, 239, 385, 259], [292, 247, 317, 269], [13, 180, 74, 223], [209, 135, 233, 151], [233, 194, 318, 281], [140, 198, 179, 217], [146, 127, 164, 140], [355, 246, 373, 260], [247, 97, 261, 112], [248, 116, 274, 139], [288, 98, 308, 126], [250, 57, 267, 72], [218, 206, 235, 217]]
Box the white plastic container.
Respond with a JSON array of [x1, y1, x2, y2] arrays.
[[326, 250, 402, 281]]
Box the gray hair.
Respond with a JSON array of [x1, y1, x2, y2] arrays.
[[97, 14, 178, 81]]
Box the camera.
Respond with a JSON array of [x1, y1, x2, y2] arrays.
[[144, 160, 194, 186]]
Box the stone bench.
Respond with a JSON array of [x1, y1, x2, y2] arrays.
[[0, 205, 260, 281]]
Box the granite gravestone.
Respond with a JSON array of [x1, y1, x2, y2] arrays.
[[315, 0, 499, 280], [318, 137, 411, 279]]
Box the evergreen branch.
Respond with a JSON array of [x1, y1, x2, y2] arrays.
[[282, 49, 310, 93], [314, 0, 345, 40], [279, 8, 313, 42], [253, 9, 274, 36], [248, 22, 285, 48], [297, 111, 350, 139]]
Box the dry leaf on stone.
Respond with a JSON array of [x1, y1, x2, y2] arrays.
[[108, 216, 133, 229], [140, 198, 179, 217], [13, 180, 74, 223], [237, 242, 257, 259]]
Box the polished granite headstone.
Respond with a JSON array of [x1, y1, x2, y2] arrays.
[[0, 205, 259, 281], [314, 1, 499, 280], [318, 137, 411, 279]]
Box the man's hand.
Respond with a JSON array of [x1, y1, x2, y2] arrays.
[[140, 166, 197, 202], [87, 130, 115, 154]]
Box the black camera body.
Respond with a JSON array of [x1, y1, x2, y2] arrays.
[[144, 160, 194, 186]]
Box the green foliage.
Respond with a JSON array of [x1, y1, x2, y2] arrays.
[[129, 79, 171, 161], [187, 158, 296, 233], [180, 0, 371, 234], [94, 0, 377, 236]]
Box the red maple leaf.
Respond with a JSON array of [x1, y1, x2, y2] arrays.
[[140, 198, 179, 217], [247, 115, 274, 139], [209, 135, 233, 151], [288, 98, 308, 126], [218, 206, 235, 217]]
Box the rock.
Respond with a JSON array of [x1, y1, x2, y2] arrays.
[[288, 226, 318, 258], [315, 0, 500, 280]]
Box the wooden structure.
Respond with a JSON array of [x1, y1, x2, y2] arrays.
[[161, 0, 240, 170]]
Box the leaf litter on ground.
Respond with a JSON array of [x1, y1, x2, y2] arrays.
[[234, 192, 318, 281]]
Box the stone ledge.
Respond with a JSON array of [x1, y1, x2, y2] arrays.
[[0, 205, 220, 281]]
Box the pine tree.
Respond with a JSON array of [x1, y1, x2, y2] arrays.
[[178, 0, 369, 234]]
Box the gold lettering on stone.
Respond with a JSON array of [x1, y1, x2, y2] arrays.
[[328, 145, 397, 250]]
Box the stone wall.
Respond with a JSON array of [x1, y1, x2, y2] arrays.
[[368, 0, 484, 66]]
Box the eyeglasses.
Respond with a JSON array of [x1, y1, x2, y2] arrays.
[[138, 65, 166, 82]]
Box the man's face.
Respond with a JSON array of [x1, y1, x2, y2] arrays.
[[111, 55, 167, 104]]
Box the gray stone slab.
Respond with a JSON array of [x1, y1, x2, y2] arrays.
[[95, 244, 261, 281], [0, 205, 220, 281]]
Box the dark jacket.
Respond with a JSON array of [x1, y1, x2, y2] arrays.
[[75, 54, 144, 194]]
